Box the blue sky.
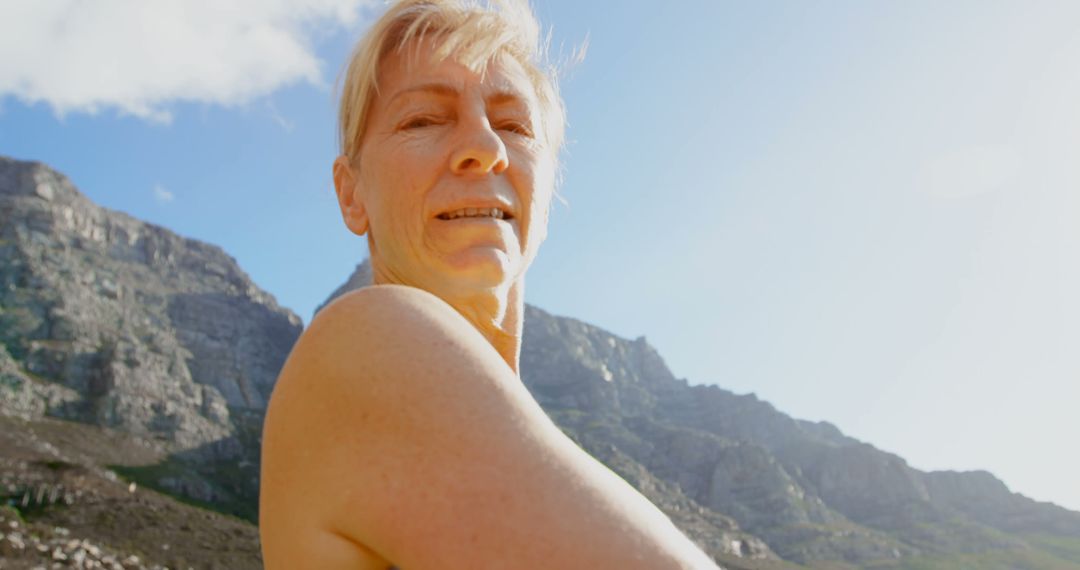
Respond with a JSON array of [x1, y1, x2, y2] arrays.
[[2, 1, 1078, 513]]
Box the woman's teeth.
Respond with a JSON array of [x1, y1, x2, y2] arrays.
[[438, 207, 508, 220]]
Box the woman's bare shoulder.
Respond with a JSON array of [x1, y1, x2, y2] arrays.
[[298, 284, 503, 381], [260, 285, 479, 568], [317, 283, 461, 324], [321, 283, 440, 310], [262, 284, 718, 570], [310, 284, 488, 356]]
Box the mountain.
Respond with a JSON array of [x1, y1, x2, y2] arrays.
[[0, 155, 298, 562], [2, 155, 1079, 569], [0, 156, 301, 434]]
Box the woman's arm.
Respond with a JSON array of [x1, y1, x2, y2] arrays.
[[260, 285, 718, 570]]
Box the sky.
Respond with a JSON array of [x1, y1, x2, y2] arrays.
[[1, 0, 1078, 513]]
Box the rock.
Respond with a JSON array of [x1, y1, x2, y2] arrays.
[[0, 156, 302, 452], [1, 531, 26, 555]]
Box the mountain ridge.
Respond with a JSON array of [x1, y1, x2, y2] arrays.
[[2, 155, 1078, 569]]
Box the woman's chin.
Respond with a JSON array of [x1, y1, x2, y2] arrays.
[[437, 249, 519, 289]]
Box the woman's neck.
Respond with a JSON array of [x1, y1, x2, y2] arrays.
[[371, 265, 525, 376], [450, 278, 524, 376]]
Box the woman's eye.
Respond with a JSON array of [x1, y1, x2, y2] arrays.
[[498, 122, 534, 137], [401, 116, 440, 129]]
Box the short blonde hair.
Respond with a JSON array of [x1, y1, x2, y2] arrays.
[[337, 0, 568, 165]]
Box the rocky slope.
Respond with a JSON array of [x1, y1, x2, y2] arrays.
[[3, 155, 1079, 569], [0, 413, 262, 570]]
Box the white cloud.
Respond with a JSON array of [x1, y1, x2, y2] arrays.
[[0, 0, 375, 122], [266, 101, 296, 133], [153, 183, 174, 203]]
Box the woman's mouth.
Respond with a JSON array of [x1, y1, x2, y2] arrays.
[[436, 207, 513, 221]]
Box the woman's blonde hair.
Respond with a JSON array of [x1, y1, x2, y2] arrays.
[[337, 0, 569, 165]]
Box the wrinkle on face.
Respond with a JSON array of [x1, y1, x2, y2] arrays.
[[352, 39, 554, 298]]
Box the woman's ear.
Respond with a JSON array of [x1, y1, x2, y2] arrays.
[[333, 155, 370, 236]]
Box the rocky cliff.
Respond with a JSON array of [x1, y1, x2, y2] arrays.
[[0, 156, 301, 447], [0, 156, 300, 523]]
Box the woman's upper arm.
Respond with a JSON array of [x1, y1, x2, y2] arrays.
[[262, 285, 717, 570]]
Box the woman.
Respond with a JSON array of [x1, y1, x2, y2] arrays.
[[259, 1, 719, 568]]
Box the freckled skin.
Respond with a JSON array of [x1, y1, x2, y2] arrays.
[[332, 39, 554, 375]]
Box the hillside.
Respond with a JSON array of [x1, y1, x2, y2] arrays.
[[2, 155, 1079, 569]]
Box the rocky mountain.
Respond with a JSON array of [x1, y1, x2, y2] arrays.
[[0, 155, 299, 525], [2, 155, 1079, 569]]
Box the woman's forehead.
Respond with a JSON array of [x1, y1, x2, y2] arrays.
[[379, 44, 538, 109]]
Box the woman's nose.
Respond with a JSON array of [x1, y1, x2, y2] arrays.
[[450, 118, 509, 175]]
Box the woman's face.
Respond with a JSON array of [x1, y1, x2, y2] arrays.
[[340, 39, 555, 296]]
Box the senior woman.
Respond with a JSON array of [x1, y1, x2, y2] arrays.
[[259, 1, 719, 568]]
